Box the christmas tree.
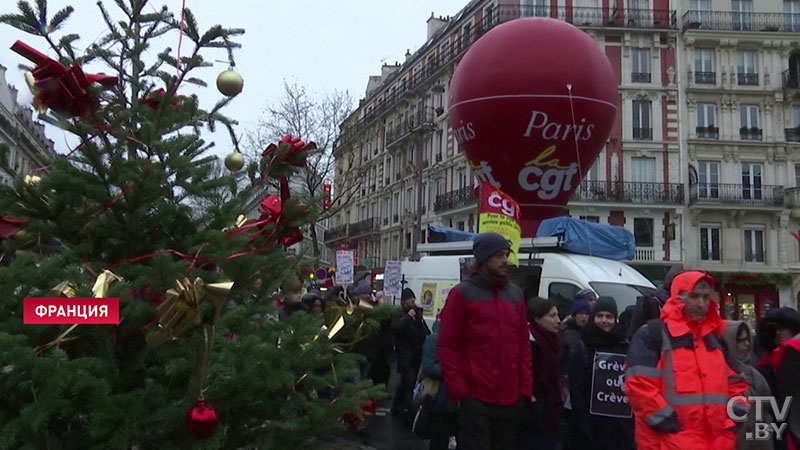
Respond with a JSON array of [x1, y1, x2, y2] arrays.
[[0, 1, 384, 448]]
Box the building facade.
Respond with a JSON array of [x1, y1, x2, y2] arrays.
[[328, 0, 800, 319], [0, 64, 55, 184], [678, 0, 800, 322]]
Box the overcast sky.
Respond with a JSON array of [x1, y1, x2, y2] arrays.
[[0, 0, 468, 155]]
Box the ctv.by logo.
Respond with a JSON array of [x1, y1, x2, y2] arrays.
[[727, 396, 793, 441]]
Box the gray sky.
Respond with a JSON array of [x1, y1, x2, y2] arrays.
[[0, 0, 468, 155]]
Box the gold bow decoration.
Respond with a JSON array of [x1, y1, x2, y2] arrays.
[[146, 278, 233, 349], [47, 281, 77, 298], [36, 269, 125, 354], [222, 214, 250, 233], [91, 269, 131, 301]]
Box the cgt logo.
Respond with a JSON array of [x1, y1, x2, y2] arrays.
[[487, 192, 519, 219], [728, 396, 793, 441]]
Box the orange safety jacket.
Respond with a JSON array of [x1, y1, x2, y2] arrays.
[[625, 271, 750, 450]]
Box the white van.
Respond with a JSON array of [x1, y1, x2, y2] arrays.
[[401, 237, 656, 328]]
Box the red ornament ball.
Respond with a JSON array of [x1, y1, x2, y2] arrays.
[[186, 400, 219, 438]]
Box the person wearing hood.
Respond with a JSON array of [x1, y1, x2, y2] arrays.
[[655, 265, 684, 306], [723, 321, 773, 450], [422, 316, 459, 450], [561, 298, 592, 359], [755, 307, 800, 450], [391, 287, 429, 419], [625, 271, 750, 450], [438, 232, 532, 450]]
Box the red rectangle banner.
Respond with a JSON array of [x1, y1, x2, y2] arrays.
[[24, 298, 120, 324]]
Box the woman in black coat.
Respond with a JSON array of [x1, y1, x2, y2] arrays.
[[566, 296, 634, 450], [515, 297, 565, 450]]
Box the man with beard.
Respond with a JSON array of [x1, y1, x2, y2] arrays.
[[438, 232, 532, 450]]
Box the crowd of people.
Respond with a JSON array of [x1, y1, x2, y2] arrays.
[[418, 232, 800, 450], [270, 232, 800, 450]]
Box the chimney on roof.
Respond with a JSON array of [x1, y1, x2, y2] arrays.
[[405, 49, 412, 62], [427, 13, 449, 40]]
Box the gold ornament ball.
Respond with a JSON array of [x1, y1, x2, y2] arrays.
[[216, 69, 243, 97], [225, 151, 245, 171]]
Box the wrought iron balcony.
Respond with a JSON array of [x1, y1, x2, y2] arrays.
[[336, 6, 676, 147], [631, 72, 651, 83], [737, 73, 758, 86], [498, 6, 676, 29], [324, 224, 348, 242], [783, 69, 800, 90], [785, 127, 800, 142], [696, 126, 719, 139], [633, 127, 652, 140], [690, 184, 784, 207], [694, 71, 716, 84], [683, 10, 800, 32], [385, 107, 437, 147], [434, 186, 478, 213], [740, 127, 762, 141], [786, 187, 800, 208], [348, 218, 376, 237], [572, 181, 684, 204]]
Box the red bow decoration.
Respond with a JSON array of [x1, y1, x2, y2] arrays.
[[139, 88, 183, 111], [262, 133, 316, 168], [257, 177, 303, 247], [11, 40, 118, 118], [0, 217, 27, 238]]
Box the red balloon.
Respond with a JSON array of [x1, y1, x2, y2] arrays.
[[449, 18, 617, 236]]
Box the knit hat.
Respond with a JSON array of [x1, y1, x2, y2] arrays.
[[401, 288, 416, 301], [571, 298, 592, 316], [574, 288, 597, 302], [472, 232, 512, 266], [593, 296, 618, 319], [354, 279, 372, 295]]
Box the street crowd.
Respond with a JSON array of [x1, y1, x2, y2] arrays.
[[269, 232, 800, 450], [396, 233, 800, 450]]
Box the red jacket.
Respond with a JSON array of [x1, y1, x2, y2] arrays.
[[625, 271, 749, 450], [437, 272, 532, 406], [774, 334, 800, 450]]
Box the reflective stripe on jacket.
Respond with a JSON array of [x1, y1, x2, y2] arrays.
[[624, 271, 750, 450]]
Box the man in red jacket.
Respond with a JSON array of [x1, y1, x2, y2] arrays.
[[437, 232, 533, 450]]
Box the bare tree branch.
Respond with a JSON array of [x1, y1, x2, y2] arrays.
[[243, 80, 364, 258]]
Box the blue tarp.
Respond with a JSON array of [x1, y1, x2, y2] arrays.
[[428, 225, 477, 242], [536, 217, 636, 261]]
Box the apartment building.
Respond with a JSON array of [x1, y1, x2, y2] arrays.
[[0, 64, 55, 184], [678, 0, 800, 321], [327, 0, 800, 319]]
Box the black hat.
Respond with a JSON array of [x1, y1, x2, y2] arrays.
[[593, 296, 618, 319], [472, 232, 511, 266]]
